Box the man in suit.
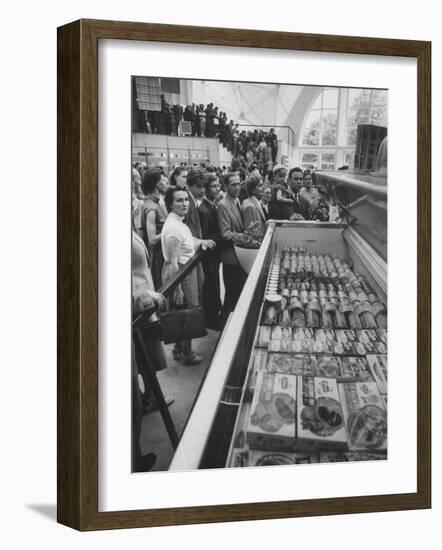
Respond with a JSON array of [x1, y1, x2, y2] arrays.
[[260, 185, 272, 220], [185, 169, 204, 238], [241, 175, 267, 236], [287, 167, 305, 220], [198, 173, 224, 330], [216, 172, 248, 321]]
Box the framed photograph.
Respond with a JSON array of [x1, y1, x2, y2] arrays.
[[57, 19, 431, 530]]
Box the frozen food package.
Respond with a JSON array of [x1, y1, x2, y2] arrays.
[[339, 357, 373, 382], [297, 377, 347, 451], [319, 450, 387, 463], [247, 372, 297, 451], [332, 340, 354, 355], [248, 449, 319, 467], [257, 325, 272, 347], [315, 356, 341, 378], [366, 354, 388, 395], [266, 353, 316, 376], [338, 381, 387, 451]]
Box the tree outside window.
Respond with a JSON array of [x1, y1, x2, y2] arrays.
[[302, 89, 338, 147], [346, 89, 388, 145]]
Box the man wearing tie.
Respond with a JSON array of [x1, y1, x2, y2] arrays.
[[216, 172, 248, 320], [260, 185, 272, 220], [198, 173, 224, 330], [241, 175, 267, 237]]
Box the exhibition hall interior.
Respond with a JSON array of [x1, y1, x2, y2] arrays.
[[131, 76, 388, 472]]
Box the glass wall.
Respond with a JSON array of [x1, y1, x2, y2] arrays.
[[298, 87, 388, 171]]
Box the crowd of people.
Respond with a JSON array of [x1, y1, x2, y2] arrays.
[[144, 96, 279, 175], [131, 161, 335, 471]]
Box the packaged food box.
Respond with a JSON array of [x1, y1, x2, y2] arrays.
[[351, 342, 370, 355], [319, 450, 387, 463], [315, 329, 336, 344], [355, 329, 379, 345], [332, 341, 354, 355], [291, 336, 314, 354], [366, 355, 388, 395], [376, 328, 388, 344], [257, 325, 272, 347], [271, 326, 292, 340], [293, 328, 314, 340], [339, 357, 373, 382], [335, 329, 357, 343], [247, 372, 297, 450], [315, 356, 341, 378], [248, 449, 319, 467], [338, 381, 387, 451], [229, 449, 250, 468], [373, 341, 388, 354], [266, 353, 316, 376], [246, 349, 268, 393], [268, 338, 293, 353], [312, 329, 334, 354], [296, 376, 347, 451]]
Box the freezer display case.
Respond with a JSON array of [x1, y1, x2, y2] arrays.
[[169, 173, 387, 471]]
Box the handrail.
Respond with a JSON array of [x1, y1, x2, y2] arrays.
[[237, 123, 296, 141], [132, 250, 206, 329]]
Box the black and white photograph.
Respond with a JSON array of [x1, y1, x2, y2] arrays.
[[131, 77, 388, 473]]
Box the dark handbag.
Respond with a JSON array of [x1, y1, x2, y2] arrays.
[[160, 306, 207, 344], [133, 306, 164, 342]]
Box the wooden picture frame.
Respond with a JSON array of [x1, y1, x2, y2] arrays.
[[57, 18, 431, 530]]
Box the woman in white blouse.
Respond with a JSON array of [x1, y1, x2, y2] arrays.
[[162, 186, 216, 365]]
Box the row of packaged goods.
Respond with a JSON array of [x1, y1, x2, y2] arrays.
[[263, 247, 387, 330], [229, 371, 388, 468], [227, 247, 387, 468]]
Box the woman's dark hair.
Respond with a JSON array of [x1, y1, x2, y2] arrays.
[[164, 185, 188, 212], [246, 175, 262, 197], [170, 166, 187, 187], [288, 167, 303, 179], [141, 167, 162, 195], [303, 169, 312, 182]]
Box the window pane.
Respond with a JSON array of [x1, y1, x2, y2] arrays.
[[304, 110, 321, 129], [321, 163, 335, 170], [303, 110, 321, 145], [303, 128, 320, 145], [321, 111, 337, 146], [323, 89, 339, 108], [321, 153, 335, 163], [310, 92, 323, 110], [347, 127, 357, 146], [344, 151, 354, 166], [372, 89, 388, 105], [370, 105, 388, 126], [302, 153, 319, 164]]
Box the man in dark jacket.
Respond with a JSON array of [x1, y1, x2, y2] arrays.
[[198, 173, 224, 330]]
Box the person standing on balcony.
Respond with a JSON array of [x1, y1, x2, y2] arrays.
[[267, 128, 278, 164]]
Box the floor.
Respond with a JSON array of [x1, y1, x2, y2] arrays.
[[139, 329, 222, 471]]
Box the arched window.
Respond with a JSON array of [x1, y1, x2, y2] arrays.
[[298, 86, 388, 171], [302, 88, 339, 146]]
